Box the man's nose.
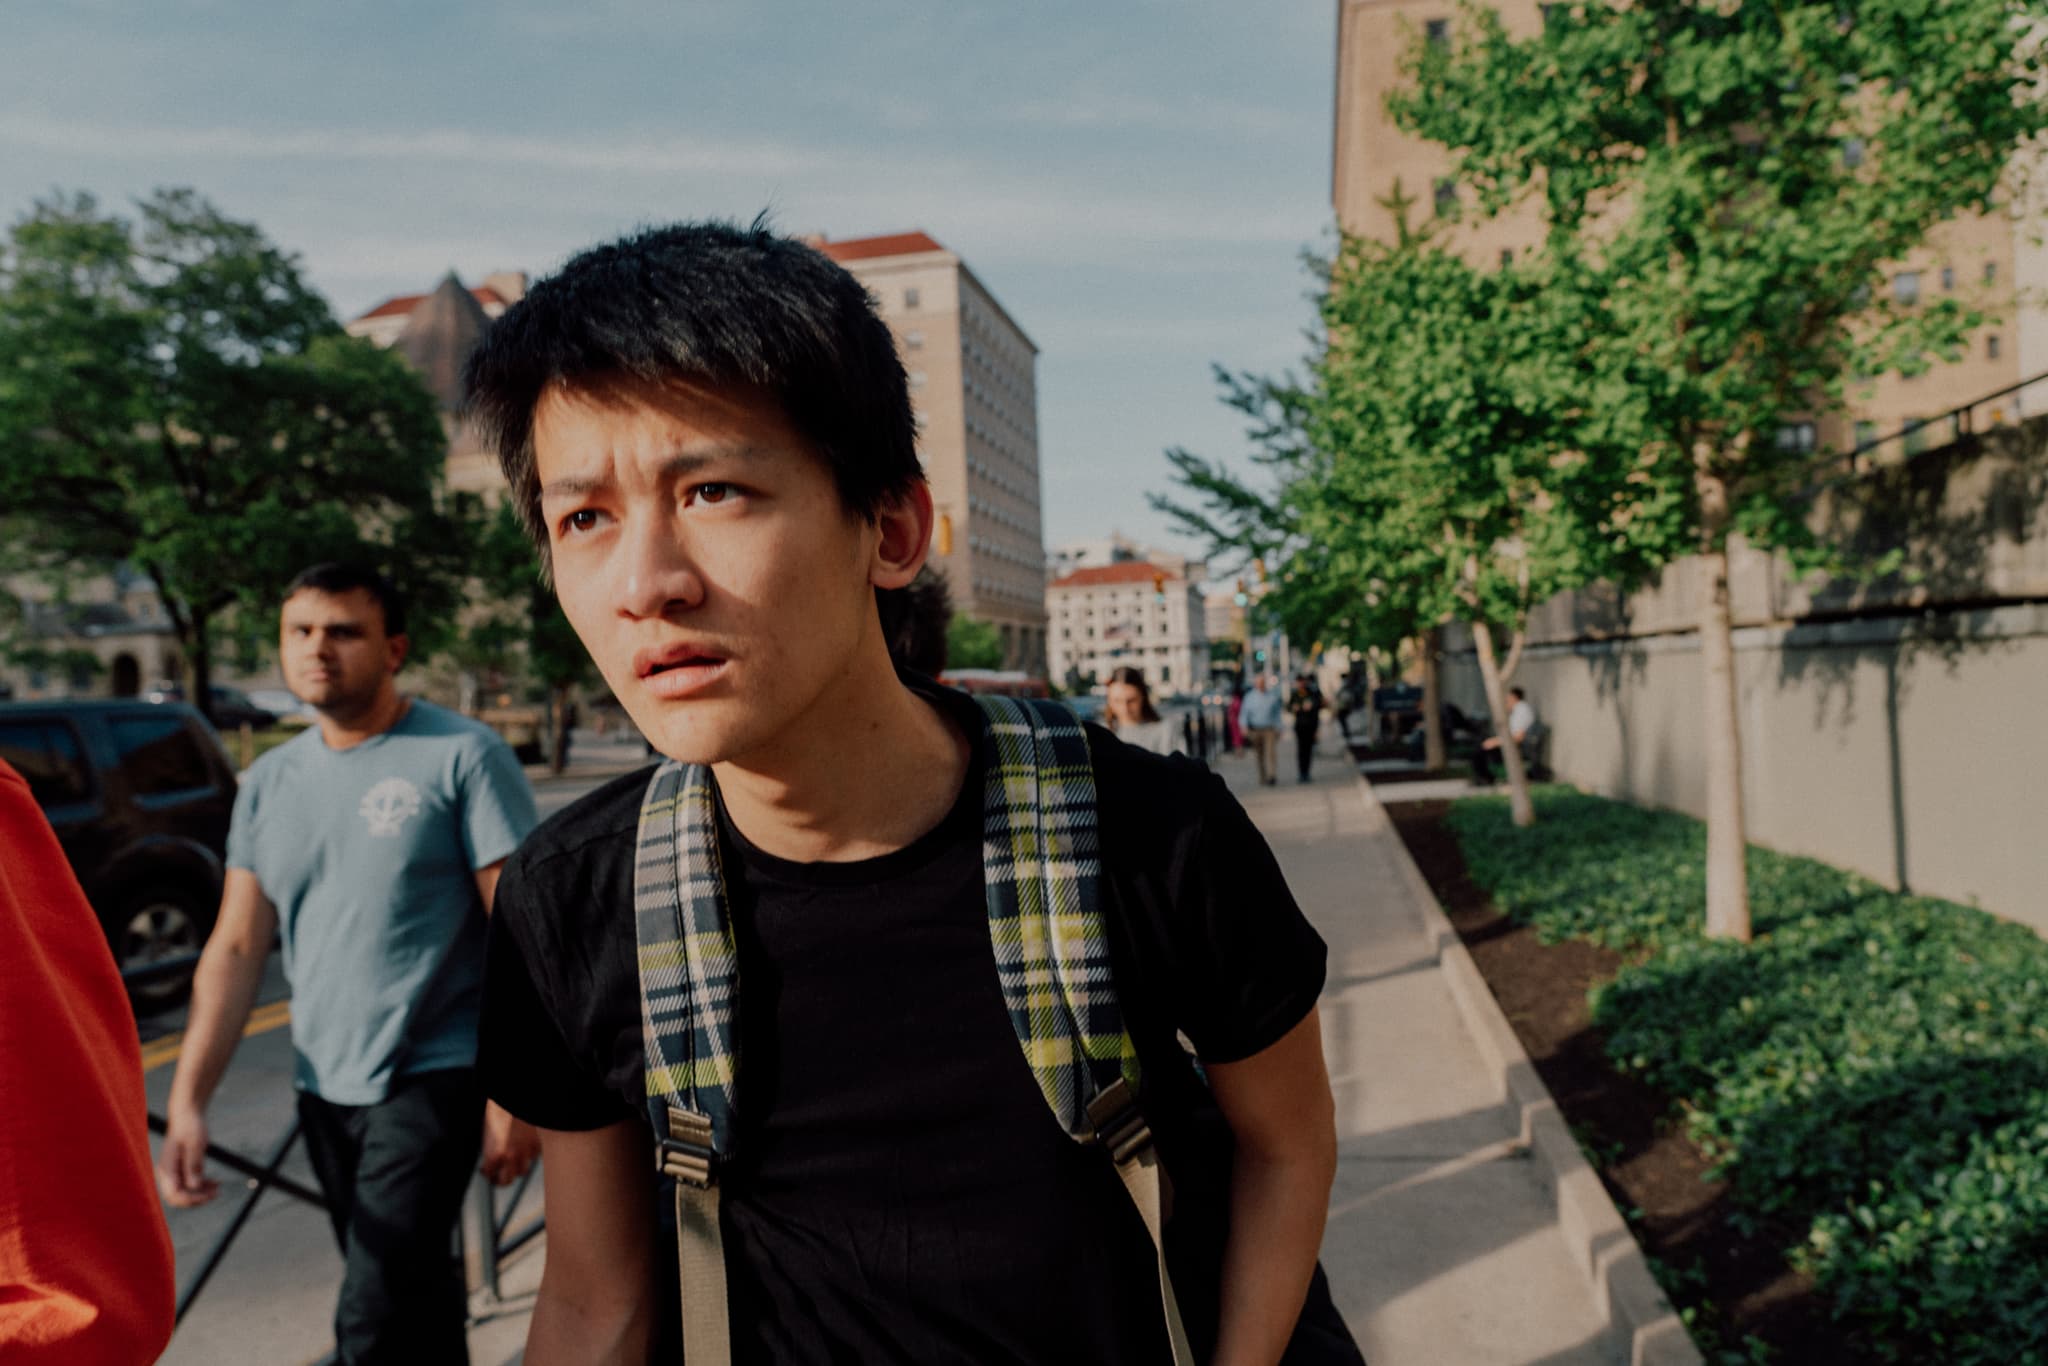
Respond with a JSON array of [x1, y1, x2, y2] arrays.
[[615, 511, 707, 620]]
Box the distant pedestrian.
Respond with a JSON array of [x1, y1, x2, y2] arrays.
[[1289, 674, 1325, 784], [1105, 666, 1179, 756], [1239, 672, 1285, 786], [156, 563, 541, 1365], [1472, 685, 1539, 787], [1, 760, 175, 1364], [1227, 687, 1245, 752]]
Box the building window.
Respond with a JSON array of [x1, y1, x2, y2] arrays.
[[1902, 420, 1931, 457], [1893, 272, 1920, 306], [1985, 262, 1998, 286], [1941, 265, 1956, 291], [1433, 178, 1458, 219], [1425, 17, 1449, 46], [908, 371, 926, 389], [1841, 137, 1864, 169], [1773, 421, 1817, 454], [1853, 420, 1878, 449], [1988, 334, 2002, 360], [904, 287, 921, 309], [905, 330, 924, 349], [1498, 248, 1514, 269]]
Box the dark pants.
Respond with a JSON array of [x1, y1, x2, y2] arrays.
[[297, 1069, 483, 1366], [1295, 723, 1319, 781]]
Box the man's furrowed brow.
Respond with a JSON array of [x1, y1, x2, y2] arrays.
[[658, 443, 770, 480]]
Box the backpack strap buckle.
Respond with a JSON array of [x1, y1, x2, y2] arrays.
[[1085, 1077, 1153, 1166], [657, 1105, 717, 1189]]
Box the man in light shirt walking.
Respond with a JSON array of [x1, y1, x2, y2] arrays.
[[1238, 672, 1285, 786]]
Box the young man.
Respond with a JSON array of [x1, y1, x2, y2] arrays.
[[465, 222, 1357, 1365], [156, 564, 541, 1365]]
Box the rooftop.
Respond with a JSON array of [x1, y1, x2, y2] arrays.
[[1050, 562, 1183, 590], [812, 230, 949, 263]]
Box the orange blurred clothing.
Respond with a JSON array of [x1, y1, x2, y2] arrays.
[[0, 759, 175, 1364]]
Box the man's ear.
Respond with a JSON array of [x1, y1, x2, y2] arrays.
[[386, 633, 411, 677], [869, 481, 934, 591]]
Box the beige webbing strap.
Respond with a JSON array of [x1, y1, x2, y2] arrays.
[[1089, 1081, 1197, 1366], [658, 1107, 731, 1366]]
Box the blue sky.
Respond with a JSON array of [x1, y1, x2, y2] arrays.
[[0, 0, 1336, 560]]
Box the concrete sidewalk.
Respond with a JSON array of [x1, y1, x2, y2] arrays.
[[1211, 741, 1681, 1366]]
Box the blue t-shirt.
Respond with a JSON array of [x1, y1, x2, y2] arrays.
[[227, 700, 538, 1103]]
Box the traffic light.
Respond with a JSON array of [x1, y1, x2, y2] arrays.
[[935, 514, 953, 555], [1233, 578, 1248, 607], [1151, 571, 1166, 600], [1253, 647, 1268, 664]]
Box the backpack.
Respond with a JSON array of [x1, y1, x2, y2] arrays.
[[631, 694, 1194, 1366]]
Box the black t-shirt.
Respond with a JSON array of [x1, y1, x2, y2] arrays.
[[480, 683, 1330, 1364]]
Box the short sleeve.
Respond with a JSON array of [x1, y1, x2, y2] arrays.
[[224, 763, 261, 873], [1155, 773, 1328, 1064], [479, 862, 631, 1131], [459, 736, 539, 871]]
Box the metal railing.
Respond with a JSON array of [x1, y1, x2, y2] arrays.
[[133, 961, 544, 1334], [1836, 368, 2048, 475]]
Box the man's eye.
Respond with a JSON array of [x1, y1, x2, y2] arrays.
[[690, 483, 738, 506], [560, 509, 606, 536]]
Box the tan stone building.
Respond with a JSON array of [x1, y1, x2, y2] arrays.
[[813, 232, 1049, 674], [1046, 562, 1207, 696], [346, 271, 528, 497], [1331, 0, 2044, 457]]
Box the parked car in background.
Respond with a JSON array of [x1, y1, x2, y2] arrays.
[[244, 687, 313, 724], [0, 700, 237, 1011], [143, 683, 281, 731]]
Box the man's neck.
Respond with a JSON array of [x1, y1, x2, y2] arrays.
[[713, 654, 969, 865], [316, 687, 410, 751]]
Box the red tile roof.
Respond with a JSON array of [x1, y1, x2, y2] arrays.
[[1050, 562, 1180, 590], [354, 286, 503, 322], [814, 231, 947, 263]]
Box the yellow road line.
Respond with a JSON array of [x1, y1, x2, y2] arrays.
[[141, 999, 292, 1074]]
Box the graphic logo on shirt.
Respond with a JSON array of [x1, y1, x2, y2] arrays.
[[359, 777, 424, 837]]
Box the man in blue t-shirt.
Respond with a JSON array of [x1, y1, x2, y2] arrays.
[[157, 564, 540, 1364]]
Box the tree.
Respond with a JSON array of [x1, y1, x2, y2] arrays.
[[1395, 0, 2048, 933], [1308, 225, 1672, 825], [944, 614, 1005, 671], [460, 499, 597, 773], [0, 189, 460, 724]]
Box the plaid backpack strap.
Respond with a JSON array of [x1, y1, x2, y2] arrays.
[[632, 760, 739, 1366], [974, 694, 1194, 1366]]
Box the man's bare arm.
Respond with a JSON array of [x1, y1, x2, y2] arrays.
[[1205, 1006, 1339, 1366], [523, 1120, 658, 1365], [474, 857, 541, 1184], [157, 868, 278, 1206]]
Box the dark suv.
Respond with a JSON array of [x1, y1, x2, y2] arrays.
[[0, 700, 238, 1011]]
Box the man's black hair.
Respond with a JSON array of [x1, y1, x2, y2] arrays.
[[284, 563, 407, 638], [460, 218, 925, 589], [1509, 685, 1526, 700]]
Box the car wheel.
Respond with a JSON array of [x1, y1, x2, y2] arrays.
[[117, 886, 213, 1014]]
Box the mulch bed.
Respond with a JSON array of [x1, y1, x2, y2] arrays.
[[1386, 798, 1873, 1362]]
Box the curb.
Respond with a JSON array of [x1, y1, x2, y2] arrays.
[[1356, 774, 1703, 1366]]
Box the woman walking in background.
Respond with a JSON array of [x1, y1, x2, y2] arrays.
[[1104, 666, 1181, 755]]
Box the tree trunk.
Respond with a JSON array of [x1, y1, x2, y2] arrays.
[[1697, 480, 1753, 941], [1420, 629, 1446, 772], [183, 614, 215, 728], [548, 683, 571, 774], [1472, 621, 1535, 827]]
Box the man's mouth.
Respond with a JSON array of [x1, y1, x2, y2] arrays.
[[635, 645, 730, 700]]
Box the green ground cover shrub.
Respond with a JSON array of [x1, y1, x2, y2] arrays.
[[1447, 787, 2048, 1362]]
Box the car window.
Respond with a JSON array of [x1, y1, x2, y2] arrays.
[[0, 720, 93, 806], [108, 714, 215, 796]]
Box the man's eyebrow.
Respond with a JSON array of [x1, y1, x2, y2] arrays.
[[539, 443, 770, 500]]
